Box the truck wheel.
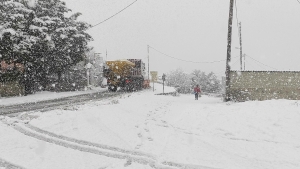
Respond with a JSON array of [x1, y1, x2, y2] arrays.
[[138, 80, 143, 90], [108, 85, 117, 92], [136, 79, 142, 90], [135, 82, 140, 91], [125, 85, 132, 92]]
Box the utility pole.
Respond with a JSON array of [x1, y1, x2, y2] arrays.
[[147, 45, 150, 80], [225, 0, 234, 102], [239, 22, 243, 71], [243, 54, 246, 70]]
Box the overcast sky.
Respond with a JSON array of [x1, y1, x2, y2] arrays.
[[62, 0, 300, 77]]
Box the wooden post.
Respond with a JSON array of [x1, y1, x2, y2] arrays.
[[225, 0, 234, 102], [153, 81, 154, 92], [148, 45, 150, 80], [239, 22, 243, 71]]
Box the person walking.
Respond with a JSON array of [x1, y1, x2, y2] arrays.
[[194, 84, 201, 100]]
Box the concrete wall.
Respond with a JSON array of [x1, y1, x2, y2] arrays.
[[229, 71, 300, 101], [0, 81, 24, 97]]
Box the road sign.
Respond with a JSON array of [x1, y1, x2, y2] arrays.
[[162, 73, 166, 81], [150, 71, 158, 82]]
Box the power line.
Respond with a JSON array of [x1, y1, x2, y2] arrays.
[[230, 57, 242, 68], [215, 58, 240, 76], [149, 46, 238, 64], [91, 0, 138, 28], [296, 0, 300, 4], [214, 59, 239, 77], [246, 55, 278, 70], [243, 59, 256, 70], [247, 57, 267, 70]]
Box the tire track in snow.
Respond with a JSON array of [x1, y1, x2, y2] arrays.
[[26, 124, 212, 169], [0, 158, 27, 169], [12, 123, 215, 169], [25, 124, 156, 160], [13, 124, 175, 169]]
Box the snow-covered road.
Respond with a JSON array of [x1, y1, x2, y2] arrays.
[[0, 90, 122, 115], [1, 83, 300, 169]]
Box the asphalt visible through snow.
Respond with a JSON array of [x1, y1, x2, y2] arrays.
[[0, 91, 123, 116]]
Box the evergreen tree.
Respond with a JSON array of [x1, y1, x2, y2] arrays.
[[0, 0, 38, 94], [0, 0, 92, 94], [0, 0, 36, 63], [30, 0, 92, 88]]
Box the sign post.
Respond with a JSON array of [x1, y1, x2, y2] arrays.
[[85, 62, 93, 88], [150, 71, 158, 92], [162, 73, 166, 94]]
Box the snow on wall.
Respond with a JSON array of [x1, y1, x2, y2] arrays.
[[229, 71, 300, 101]]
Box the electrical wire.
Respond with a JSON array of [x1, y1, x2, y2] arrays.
[[243, 59, 257, 71], [296, 0, 300, 4], [215, 59, 239, 76], [91, 0, 138, 28], [149, 46, 238, 64], [246, 55, 278, 70], [247, 57, 267, 70], [212, 58, 240, 77], [230, 57, 241, 69], [205, 58, 240, 77]]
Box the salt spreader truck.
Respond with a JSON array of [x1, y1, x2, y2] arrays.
[[104, 59, 146, 92]]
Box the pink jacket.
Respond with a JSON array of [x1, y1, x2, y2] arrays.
[[194, 87, 201, 93]]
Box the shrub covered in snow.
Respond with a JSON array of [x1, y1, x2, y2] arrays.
[[166, 68, 221, 94]]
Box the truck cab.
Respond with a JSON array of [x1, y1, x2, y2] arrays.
[[104, 59, 145, 92]]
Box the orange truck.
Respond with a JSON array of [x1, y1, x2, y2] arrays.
[[104, 59, 147, 92]]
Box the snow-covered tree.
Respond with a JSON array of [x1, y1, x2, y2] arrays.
[[0, 0, 39, 94], [191, 70, 221, 93], [0, 0, 92, 94], [206, 72, 221, 93], [0, 0, 37, 62], [166, 68, 222, 94], [166, 68, 192, 93], [29, 0, 92, 88]]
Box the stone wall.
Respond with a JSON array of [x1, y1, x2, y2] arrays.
[[229, 71, 300, 101]]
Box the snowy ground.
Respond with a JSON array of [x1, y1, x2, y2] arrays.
[[1, 83, 300, 169]]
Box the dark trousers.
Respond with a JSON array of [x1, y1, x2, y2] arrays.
[[195, 93, 198, 100]]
